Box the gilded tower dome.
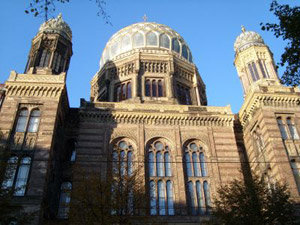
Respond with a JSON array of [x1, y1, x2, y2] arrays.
[[38, 13, 72, 41], [100, 22, 193, 67], [234, 26, 265, 53]]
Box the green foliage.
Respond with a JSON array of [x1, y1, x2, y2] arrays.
[[212, 174, 296, 225], [261, 0, 300, 86], [68, 164, 148, 225], [25, 0, 111, 25]]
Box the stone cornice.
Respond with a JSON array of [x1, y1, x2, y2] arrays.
[[79, 101, 234, 127], [7, 71, 66, 84], [239, 84, 300, 127]]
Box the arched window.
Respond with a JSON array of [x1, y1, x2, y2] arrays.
[[277, 117, 288, 140], [172, 38, 180, 53], [121, 35, 131, 52], [58, 182, 72, 219], [27, 109, 40, 132], [183, 141, 209, 215], [258, 60, 267, 78], [146, 32, 157, 46], [16, 109, 28, 132], [111, 40, 120, 58], [159, 34, 170, 49], [291, 161, 300, 193], [147, 139, 174, 215], [2, 156, 31, 196], [133, 32, 144, 47], [158, 80, 163, 97], [145, 80, 151, 96], [287, 118, 299, 140], [182, 45, 188, 59], [70, 141, 77, 162], [189, 51, 193, 63], [38, 49, 51, 67], [177, 84, 191, 105], [152, 80, 157, 97], [111, 139, 134, 177], [127, 82, 132, 99]]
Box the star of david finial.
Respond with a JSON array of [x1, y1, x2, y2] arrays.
[[241, 25, 246, 33], [143, 14, 148, 22]]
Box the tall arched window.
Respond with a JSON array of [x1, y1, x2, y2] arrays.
[[158, 80, 163, 97], [2, 156, 31, 196], [183, 140, 210, 215], [147, 139, 174, 215], [145, 80, 151, 96], [152, 80, 157, 97], [287, 118, 299, 140], [159, 34, 170, 49], [114, 81, 132, 102], [177, 84, 191, 105], [16, 109, 28, 132], [277, 117, 288, 140], [38, 49, 51, 67], [58, 182, 72, 219], [145, 79, 165, 98], [291, 161, 300, 193], [203, 181, 211, 212], [27, 109, 40, 132]]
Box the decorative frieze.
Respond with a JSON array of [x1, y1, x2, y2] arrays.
[[174, 64, 193, 82], [109, 63, 135, 79], [140, 61, 168, 74], [5, 84, 63, 98]]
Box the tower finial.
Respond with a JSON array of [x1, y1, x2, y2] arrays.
[[241, 25, 246, 33], [143, 14, 148, 22]]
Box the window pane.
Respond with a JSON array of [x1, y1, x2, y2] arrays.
[[203, 181, 211, 212], [172, 38, 180, 53], [259, 60, 267, 78], [188, 181, 196, 215], [189, 51, 193, 63], [287, 119, 299, 140], [167, 181, 175, 215], [14, 157, 31, 196], [16, 109, 28, 132], [200, 153, 207, 177], [150, 181, 157, 215], [122, 84, 126, 100], [248, 63, 256, 81], [152, 80, 157, 97], [145, 80, 151, 96], [158, 80, 163, 97], [196, 181, 204, 215], [165, 152, 172, 177], [291, 162, 300, 193], [252, 62, 259, 81], [182, 45, 188, 59], [154, 141, 164, 151], [27, 109, 40, 132], [177, 85, 182, 104], [158, 181, 166, 215], [127, 82, 132, 99], [120, 150, 126, 176], [58, 182, 72, 219], [159, 34, 170, 49], [133, 33, 144, 47], [121, 35, 131, 52], [146, 32, 157, 46], [112, 151, 118, 174], [277, 118, 288, 139], [111, 41, 119, 58], [115, 85, 121, 102], [156, 152, 164, 177], [185, 88, 191, 105], [149, 152, 155, 177], [185, 153, 193, 177], [193, 152, 201, 177], [127, 151, 133, 176], [2, 156, 18, 189]]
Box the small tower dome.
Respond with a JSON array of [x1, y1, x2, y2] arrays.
[[38, 13, 72, 41], [234, 26, 265, 53]]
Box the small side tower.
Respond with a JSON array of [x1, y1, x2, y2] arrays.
[[25, 13, 73, 75], [234, 26, 279, 95], [0, 14, 73, 223], [235, 26, 300, 202]]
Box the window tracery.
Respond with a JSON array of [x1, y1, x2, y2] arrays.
[[147, 138, 174, 215], [183, 140, 210, 215]]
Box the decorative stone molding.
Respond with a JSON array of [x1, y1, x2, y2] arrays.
[[109, 63, 135, 79], [145, 129, 175, 145], [140, 61, 168, 73], [174, 64, 193, 82], [181, 132, 209, 147], [79, 110, 234, 127], [110, 128, 138, 144], [5, 84, 63, 98], [7, 71, 66, 83]]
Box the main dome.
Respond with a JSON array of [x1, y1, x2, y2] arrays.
[[100, 22, 193, 67]]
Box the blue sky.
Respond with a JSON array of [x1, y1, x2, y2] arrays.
[[0, 0, 295, 113]]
